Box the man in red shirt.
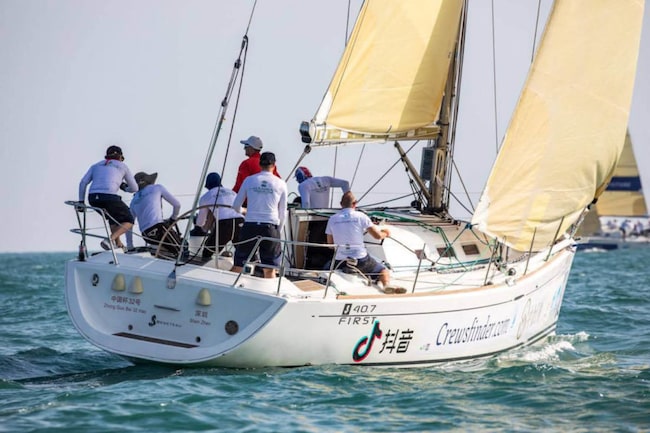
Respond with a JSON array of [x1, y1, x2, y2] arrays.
[[233, 136, 280, 192]]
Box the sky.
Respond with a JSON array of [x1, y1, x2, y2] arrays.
[[1, 0, 649, 253]]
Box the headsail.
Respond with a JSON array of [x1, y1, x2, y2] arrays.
[[302, 0, 464, 145], [594, 131, 648, 217], [471, 0, 644, 251]]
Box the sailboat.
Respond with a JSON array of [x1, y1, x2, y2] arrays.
[[576, 131, 650, 250], [64, 0, 643, 368]]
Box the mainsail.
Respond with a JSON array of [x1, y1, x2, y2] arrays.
[[305, 0, 463, 145], [472, 0, 644, 251]]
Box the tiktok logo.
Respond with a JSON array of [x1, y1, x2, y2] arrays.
[[352, 320, 383, 362]]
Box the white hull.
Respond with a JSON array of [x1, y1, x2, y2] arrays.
[[65, 217, 575, 368], [62, 0, 642, 370]]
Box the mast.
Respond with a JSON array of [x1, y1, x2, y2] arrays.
[[426, 1, 466, 215], [427, 57, 456, 214]]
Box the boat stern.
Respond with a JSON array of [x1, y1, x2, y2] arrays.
[[64, 254, 286, 365]]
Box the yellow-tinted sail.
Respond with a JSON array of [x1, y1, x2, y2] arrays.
[[595, 131, 648, 217], [472, 0, 644, 251], [307, 0, 463, 145]]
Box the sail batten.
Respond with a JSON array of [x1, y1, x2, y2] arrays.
[[308, 0, 463, 145], [471, 0, 644, 251]]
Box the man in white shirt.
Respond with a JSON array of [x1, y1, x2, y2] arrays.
[[232, 152, 288, 278], [326, 191, 404, 294], [295, 166, 350, 209], [293, 166, 351, 268], [130, 172, 181, 256], [196, 172, 244, 259], [78, 145, 138, 250]]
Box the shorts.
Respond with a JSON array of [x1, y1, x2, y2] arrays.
[[203, 217, 244, 258], [142, 221, 182, 255], [234, 222, 282, 267], [335, 254, 385, 281], [89, 193, 134, 226]]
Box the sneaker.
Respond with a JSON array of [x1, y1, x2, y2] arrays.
[[100, 239, 113, 250], [377, 282, 397, 294], [383, 285, 407, 294]]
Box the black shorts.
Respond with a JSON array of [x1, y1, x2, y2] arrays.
[[234, 222, 281, 267], [203, 217, 244, 258], [142, 221, 182, 255], [89, 193, 134, 225]]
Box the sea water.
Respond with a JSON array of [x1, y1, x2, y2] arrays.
[[0, 250, 649, 432]]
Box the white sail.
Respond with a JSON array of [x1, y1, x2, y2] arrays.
[[472, 0, 644, 251]]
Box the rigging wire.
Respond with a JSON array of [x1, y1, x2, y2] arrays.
[[531, 0, 542, 62], [361, 193, 419, 209], [445, 0, 468, 213], [357, 141, 419, 205], [329, 0, 354, 207], [220, 0, 258, 179], [350, 143, 366, 187], [220, 40, 250, 179], [345, 0, 352, 44], [451, 2, 473, 213], [490, 0, 500, 155], [172, 0, 258, 267], [490, 0, 543, 155], [451, 158, 474, 214]]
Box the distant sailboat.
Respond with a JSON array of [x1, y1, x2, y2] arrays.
[[64, 0, 644, 368], [577, 131, 650, 250]]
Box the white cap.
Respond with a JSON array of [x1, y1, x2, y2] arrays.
[[240, 136, 263, 150]]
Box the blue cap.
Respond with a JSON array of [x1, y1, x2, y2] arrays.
[[205, 172, 222, 189]]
